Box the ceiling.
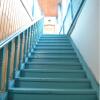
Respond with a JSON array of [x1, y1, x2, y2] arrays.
[[38, 0, 58, 16]]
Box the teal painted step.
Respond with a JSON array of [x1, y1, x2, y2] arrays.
[[32, 51, 76, 55], [35, 46, 74, 49], [40, 35, 68, 37], [38, 40, 70, 42], [26, 62, 81, 66], [8, 89, 97, 100], [36, 44, 72, 47], [20, 69, 86, 78], [39, 36, 69, 40], [15, 78, 91, 89], [28, 58, 80, 63], [37, 41, 70, 43], [37, 43, 71, 46], [34, 47, 74, 50], [26, 61, 81, 66], [29, 54, 79, 60], [35, 46, 73, 49], [39, 39, 70, 41], [31, 53, 77, 57], [33, 49, 75, 53], [25, 63, 83, 70], [8, 35, 98, 100], [40, 37, 68, 39]]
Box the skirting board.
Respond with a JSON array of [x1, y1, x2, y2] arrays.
[[68, 36, 99, 99]]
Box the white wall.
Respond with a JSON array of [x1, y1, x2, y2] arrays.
[[99, 0, 100, 83], [71, 0, 99, 83], [58, 0, 70, 34], [62, 0, 70, 20], [34, 0, 42, 18], [21, 0, 34, 17]]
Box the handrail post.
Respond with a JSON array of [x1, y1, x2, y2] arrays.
[[35, 23, 38, 43], [13, 37, 18, 79], [31, 25, 34, 49], [23, 30, 27, 62], [27, 28, 30, 53], [32, 25, 36, 49], [19, 33, 24, 70], [26, 29, 29, 58], [28, 27, 32, 52], [30, 26, 32, 51], [27, 28, 30, 54], [0, 48, 5, 91], [34, 24, 37, 45], [6, 42, 12, 90]]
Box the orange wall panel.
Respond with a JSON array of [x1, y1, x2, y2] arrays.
[[0, 0, 32, 41], [38, 0, 58, 16]]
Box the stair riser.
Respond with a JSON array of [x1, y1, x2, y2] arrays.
[[37, 41, 71, 43], [15, 81, 91, 89], [36, 45, 72, 48], [31, 53, 77, 58], [31, 53, 77, 57], [39, 36, 69, 38], [36, 44, 72, 46], [25, 64, 82, 70], [20, 72, 86, 78], [28, 58, 80, 63], [29, 56, 78, 59], [40, 37, 66, 38], [35, 46, 73, 49], [27, 62, 81, 65], [8, 93, 97, 100], [39, 39, 69, 41], [32, 53, 76, 55], [38, 40, 70, 42], [38, 41, 70, 43], [34, 50, 74, 53], [40, 38, 68, 39], [40, 36, 67, 38], [34, 48, 74, 50], [37, 43, 71, 45]]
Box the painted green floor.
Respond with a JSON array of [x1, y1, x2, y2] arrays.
[[8, 35, 98, 100]]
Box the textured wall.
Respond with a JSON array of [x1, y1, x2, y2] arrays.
[[0, 0, 32, 41]]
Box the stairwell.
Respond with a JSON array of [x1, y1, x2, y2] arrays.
[[8, 35, 98, 100]]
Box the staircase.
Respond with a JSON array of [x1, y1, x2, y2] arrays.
[[8, 35, 97, 100]]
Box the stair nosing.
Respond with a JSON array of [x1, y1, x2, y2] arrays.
[[28, 57, 79, 60], [29, 56, 78, 59], [26, 62, 81, 65], [15, 77, 90, 82], [21, 69, 84, 72], [9, 88, 96, 95], [32, 52, 76, 54]]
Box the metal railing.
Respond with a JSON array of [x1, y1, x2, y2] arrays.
[[0, 16, 43, 92], [59, 0, 86, 35]]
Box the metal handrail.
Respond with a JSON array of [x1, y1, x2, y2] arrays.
[[59, 3, 70, 34], [59, 0, 86, 35], [67, 0, 86, 36], [20, 0, 33, 21], [59, 1, 71, 34], [0, 16, 43, 49]]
